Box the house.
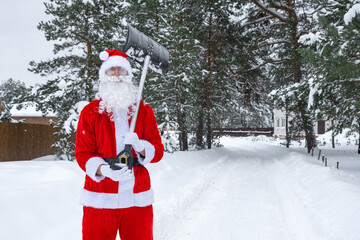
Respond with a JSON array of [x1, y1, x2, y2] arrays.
[[273, 109, 331, 139], [0, 102, 58, 161]]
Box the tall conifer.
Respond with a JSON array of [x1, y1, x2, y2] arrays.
[[30, 0, 130, 159]]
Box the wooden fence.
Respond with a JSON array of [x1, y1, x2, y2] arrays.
[[0, 122, 57, 162], [212, 128, 274, 137]]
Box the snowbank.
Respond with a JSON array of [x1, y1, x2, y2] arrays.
[[0, 137, 359, 240]]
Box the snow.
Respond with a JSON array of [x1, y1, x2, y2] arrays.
[[57, 79, 67, 90], [63, 101, 89, 133], [252, 1, 287, 22], [344, 4, 360, 25], [120, 1, 131, 8], [1, 137, 360, 240], [228, 3, 249, 24], [307, 78, 318, 110], [299, 32, 322, 45], [10, 102, 55, 117]]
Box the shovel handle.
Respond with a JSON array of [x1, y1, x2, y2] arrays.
[[110, 144, 134, 170], [109, 55, 151, 171], [129, 55, 151, 133]]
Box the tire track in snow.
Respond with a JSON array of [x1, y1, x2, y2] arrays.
[[153, 154, 228, 240], [268, 152, 360, 240], [158, 151, 292, 240], [263, 158, 326, 240], [154, 141, 360, 240]]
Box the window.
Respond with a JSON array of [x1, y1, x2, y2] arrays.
[[276, 118, 280, 128], [281, 118, 285, 127]]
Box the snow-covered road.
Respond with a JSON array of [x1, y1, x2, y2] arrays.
[[150, 138, 360, 240], [1, 137, 359, 240], [159, 150, 293, 240]]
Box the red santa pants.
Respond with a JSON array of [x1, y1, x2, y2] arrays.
[[82, 205, 153, 240]]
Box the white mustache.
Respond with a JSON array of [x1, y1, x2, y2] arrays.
[[101, 75, 132, 83], [96, 79, 138, 117]]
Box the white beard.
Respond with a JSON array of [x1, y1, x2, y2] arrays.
[[96, 75, 138, 119]]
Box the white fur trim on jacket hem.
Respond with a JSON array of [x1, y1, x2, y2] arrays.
[[80, 188, 154, 209], [138, 140, 155, 165], [85, 157, 108, 182]]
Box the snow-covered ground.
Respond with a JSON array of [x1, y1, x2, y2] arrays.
[[1, 136, 360, 240]]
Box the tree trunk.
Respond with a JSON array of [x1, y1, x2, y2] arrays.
[[294, 63, 315, 152], [178, 113, 189, 151], [332, 120, 335, 148], [175, 86, 188, 151], [206, 108, 212, 149], [298, 104, 315, 153], [84, 8, 94, 101], [196, 109, 204, 149], [205, 12, 213, 149], [174, 14, 188, 151], [289, 5, 316, 153], [358, 125, 360, 154], [285, 99, 290, 148]]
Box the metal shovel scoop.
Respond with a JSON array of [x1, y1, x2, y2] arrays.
[[110, 25, 169, 171]]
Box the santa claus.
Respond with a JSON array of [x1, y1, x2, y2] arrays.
[[75, 49, 164, 240]]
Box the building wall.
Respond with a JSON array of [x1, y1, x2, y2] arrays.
[[12, 117, 57, 125], [0, 122, 56, 161], [273, 109, 331, 138], [273, 109, 287, 138]]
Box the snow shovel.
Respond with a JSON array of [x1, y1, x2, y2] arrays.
[[110, 25, 169, 171]]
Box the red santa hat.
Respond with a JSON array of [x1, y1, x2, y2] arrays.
[[98, 49, 133, 78]]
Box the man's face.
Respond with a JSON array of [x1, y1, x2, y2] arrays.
[[98, 65, 137, 114], [105, 66, 128, 77]]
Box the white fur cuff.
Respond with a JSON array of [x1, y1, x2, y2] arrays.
[[85, 157, 108, 182], [137, 140, 155, 165]]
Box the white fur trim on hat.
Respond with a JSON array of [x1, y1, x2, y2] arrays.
[[99, 51, 109, 61], [99, 55, 133, 78]]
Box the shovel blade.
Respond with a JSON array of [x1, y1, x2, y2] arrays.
[[123, 25, 169, 76]]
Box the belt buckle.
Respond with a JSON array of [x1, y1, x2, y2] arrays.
[[119, 156, 128, 167]]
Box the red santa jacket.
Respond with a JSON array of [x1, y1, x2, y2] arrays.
[[75, 99, 164, 209]]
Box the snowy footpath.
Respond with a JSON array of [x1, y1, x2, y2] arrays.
[[1, 137, 360, 240]]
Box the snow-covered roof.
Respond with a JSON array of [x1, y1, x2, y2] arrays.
[[10, 103, 56, 117]]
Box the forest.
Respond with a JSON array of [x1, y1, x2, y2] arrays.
[[0, 0, 359, 159]]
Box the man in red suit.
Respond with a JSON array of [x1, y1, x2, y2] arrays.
[[75, 49, 164, 240]]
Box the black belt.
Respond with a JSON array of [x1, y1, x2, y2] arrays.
[[104, 157, 142, 167]]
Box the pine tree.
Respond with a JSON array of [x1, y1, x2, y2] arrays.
[[192, 0, 249, 149], [245, 0, 323, 152], [29, 0, 130, 159], [299, 0, 360, 153], [0, 78, 31, 122], [218, 1, 273, 129], [139, 0, 273, 150], [159, 0, 202, 151], [125, 0, 204, 151]]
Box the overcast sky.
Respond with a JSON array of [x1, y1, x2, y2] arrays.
[[0, 0, 53, 87]]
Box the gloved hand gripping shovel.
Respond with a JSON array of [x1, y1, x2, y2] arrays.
[[110, 25, 169, 171]]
